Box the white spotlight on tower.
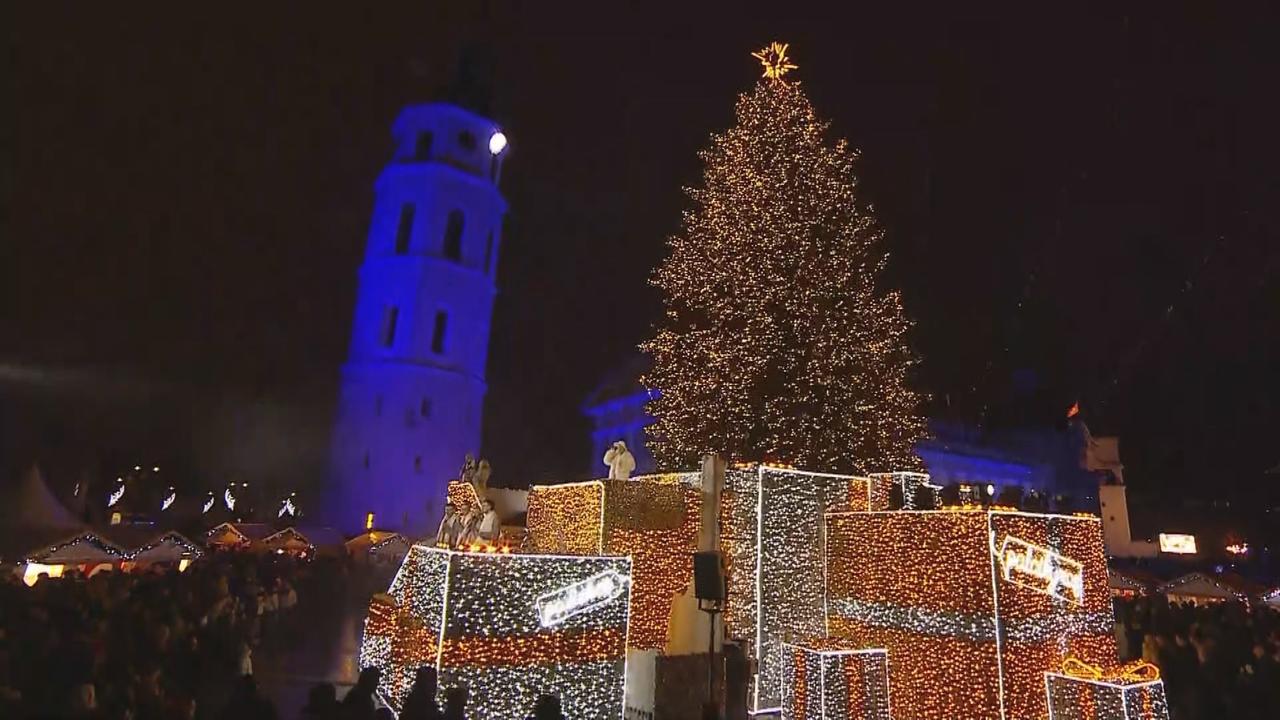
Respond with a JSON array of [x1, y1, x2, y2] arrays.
[[488, 131, 508, 155]]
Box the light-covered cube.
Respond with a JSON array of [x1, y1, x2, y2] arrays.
[[780, 642, 892, 720], [1045, 672, 1170, 720], [360, 545, 632, 720]]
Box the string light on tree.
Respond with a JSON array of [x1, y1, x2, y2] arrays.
[[642, 43, 926, 474]]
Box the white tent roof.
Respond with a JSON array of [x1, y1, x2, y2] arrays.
[[1157, 572, 1246, 601], [0, 465, 80, 530], [0, 465, 88, 562], [1108, 568, 1150, 592], [128, 531, 203, 563], [25, 532, 126, 564]]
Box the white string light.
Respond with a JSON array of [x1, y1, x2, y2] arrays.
[[361, 546, 632, 720], [779, 644, 892, 720], [1045, 672, 1169, 720]]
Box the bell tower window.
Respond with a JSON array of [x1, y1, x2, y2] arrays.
[[394, 204, 415, 255], [382, 306, 399, 348], [414, 131, 433, 161], [443, 210, 464, 262], [431, 311, 448, 354]]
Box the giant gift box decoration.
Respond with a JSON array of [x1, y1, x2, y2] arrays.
[[719, 465, 873, 713], [779, 641, 892, 720], [825, 508, 1118, 720], [360, 545, 632, 720], [1044, 660, 1169, 720], [525, 473, 700, 650]]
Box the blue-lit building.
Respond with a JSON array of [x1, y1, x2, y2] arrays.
[[915, 419, 1102, 505], [584, 360, 1100, 507], [583, 355, 657, 477], [329, 98, 509, 534]]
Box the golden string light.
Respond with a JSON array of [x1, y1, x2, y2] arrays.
[[824, 509, 1120, 720], [526, 477, 701, 651], [641, 47, 926, 474], [1063, 657, 1161, 683]]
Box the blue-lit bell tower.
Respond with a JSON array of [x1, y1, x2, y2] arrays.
[[329, 100, 508, 534]]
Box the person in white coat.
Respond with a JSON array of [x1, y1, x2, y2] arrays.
[[476, 498, 501, 542], [603, 440, 636, 480]]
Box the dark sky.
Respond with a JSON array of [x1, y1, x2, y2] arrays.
[[5, 3, 1278, 497]]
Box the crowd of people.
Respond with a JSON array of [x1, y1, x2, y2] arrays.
[[4, 544, 1276, 719], [1115, 595, 1280, 719], [297, 667, 566, 720], [0, 551, 335, 720], [0, 551, 571, 720]]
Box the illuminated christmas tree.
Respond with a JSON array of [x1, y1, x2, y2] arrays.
[[642, 43, 926, 473]]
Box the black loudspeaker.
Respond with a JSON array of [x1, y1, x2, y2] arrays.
[[693, 550, 726, 601]]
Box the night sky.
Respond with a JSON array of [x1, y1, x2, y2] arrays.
[[5, 4, 1278, 499]]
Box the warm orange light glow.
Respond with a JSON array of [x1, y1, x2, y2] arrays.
[[1062, 656, 1161, 683], [825, 510, 1116, 720], [1158, 533, 1196, 554], [526, 477, 701, 651], [751, 41, 798, 80], [22, 563, 64, 586], [366, 512, 375, 530]]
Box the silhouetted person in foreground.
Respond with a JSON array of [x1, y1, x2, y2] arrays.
[[220, 674, 278, 720], [530, 694, 565, 720], [341, 667, 381, 720], [442, 686, 468, 720], [401, 667, 442, 720], [302, 682, 338, 719]]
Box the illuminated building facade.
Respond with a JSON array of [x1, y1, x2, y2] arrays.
[[329, 99, 508, 534]]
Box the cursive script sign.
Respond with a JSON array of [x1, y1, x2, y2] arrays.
[[535, 569, 630, 627], [997, 535, 1084, 605]]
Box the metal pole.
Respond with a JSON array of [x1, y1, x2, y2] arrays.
[[708, 609, 715, 704]]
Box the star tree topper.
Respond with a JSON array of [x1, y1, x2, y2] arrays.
[[752, 41, 798, 80]]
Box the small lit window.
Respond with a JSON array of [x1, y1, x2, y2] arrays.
[[431, 311, 447, 354], [444, 210, 464, 262], [382, 307, 399, 348], [394, 204, 415, 254], [457, 131, 476, 151], [414, 131, 433, 161]]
